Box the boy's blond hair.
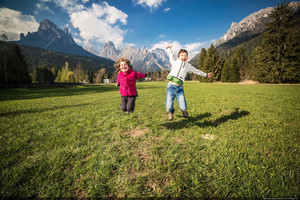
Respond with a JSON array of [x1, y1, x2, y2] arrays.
[[178, 49, 188, 57], [114, 57, 133, 72]]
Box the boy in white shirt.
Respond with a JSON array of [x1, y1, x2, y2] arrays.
[[165, 45, 213, 121]]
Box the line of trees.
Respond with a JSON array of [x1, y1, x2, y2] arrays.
[[31, 61, 110, 84]]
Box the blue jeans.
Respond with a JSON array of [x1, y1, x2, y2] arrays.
[[165, 82, 187, 113]]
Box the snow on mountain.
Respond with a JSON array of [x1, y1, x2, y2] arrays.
[[100, 41, 171, 72]]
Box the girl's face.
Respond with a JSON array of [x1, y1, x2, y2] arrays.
[[178, 52, 188, 62], [120, 61, 129, 72]]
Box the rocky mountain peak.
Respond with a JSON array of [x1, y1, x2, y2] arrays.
[[17, 19, 99, 58], [100, 41, 120, 61], [214, 1, 300, 47], [99, 41, 171, 72]]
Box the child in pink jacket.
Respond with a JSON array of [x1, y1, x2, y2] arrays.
[[115, 57, 146, 114]]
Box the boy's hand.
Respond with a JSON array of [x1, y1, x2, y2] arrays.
[[166, 44, 173, 49], [207, 72, 214, 78]]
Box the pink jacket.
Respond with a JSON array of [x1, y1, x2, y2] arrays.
[[117, 69, 146, 97]]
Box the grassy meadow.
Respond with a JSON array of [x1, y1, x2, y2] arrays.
[[0, 81, 299, 198]]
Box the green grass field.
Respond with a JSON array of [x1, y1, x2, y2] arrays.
[[0, 81, 299, 198]]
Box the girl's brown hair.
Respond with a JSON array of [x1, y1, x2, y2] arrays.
[[114, 57, 133, 72], [178, 49, 188, 57]]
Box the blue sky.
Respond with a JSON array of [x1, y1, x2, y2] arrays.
[[0, 0, 292, 58]]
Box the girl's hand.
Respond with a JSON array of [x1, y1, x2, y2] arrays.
[[207, 72, 214, 78]]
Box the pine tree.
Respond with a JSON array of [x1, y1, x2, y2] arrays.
[[12, 45, 31, 84], [228, 56, 241, 82], [203, 44, 222, 82], [250, 1, 299, 83], [198, 48, 208, 82], [233, 46, 248, 81], [221, 58, 230, 82]]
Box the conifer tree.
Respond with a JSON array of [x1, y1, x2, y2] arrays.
[[11, 45, 31, 84], [233, 46, 248, 80], [228, 56, 241, 82], [221, 59, 230, 82], [250, 1, 299, 83], [198, 48, 207, 82], [202, 44, 222, 82]]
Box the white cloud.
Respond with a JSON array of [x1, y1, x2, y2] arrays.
[[150, 40, 207, 61], [164, 8, 170, 12], [43, 0, 128, 50], [69, 2, 128, 49], [0, 7, 39, 41], [36, 3, 55, 14], [133, 0, 167, 11]]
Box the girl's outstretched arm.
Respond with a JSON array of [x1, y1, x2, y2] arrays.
[[135, 72, 146, 79]]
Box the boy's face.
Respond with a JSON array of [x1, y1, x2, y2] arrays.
[[120, 61, 129, 72], [178, 52, 188, 62]]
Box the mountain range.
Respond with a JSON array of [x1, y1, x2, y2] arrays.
[[100, 41, 170, 72]]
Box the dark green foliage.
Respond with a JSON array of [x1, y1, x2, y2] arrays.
[[0, 42, 31, 84], [249, 1, 300, 83], [198, 44, 222, 82], [31, 65, 55, 83], [221, 59, 230, 82], [228, 56, 241, 82]]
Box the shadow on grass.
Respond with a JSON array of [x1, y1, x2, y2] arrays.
[[160, 108, 250, 130], [0, 85, 119, 101], [0, 103, 91, 117]]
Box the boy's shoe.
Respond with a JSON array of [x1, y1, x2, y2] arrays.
[[182, 111, 188, 118], [168, 112, 173, 121]]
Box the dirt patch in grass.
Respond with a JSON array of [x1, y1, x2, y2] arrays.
[[125, 128, 148, 137], [238, 79, 259, 84], [173, 137, 183, 144], [152, 136, 164, 141], [201, 134, 214, 140]]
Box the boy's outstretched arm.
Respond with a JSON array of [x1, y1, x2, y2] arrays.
[[207, 72, 214, 78], [187, 63, 214, 78], [166, 45, 175, 62]]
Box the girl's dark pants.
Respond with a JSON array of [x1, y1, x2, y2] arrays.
[[121, 96, 136, 112]]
